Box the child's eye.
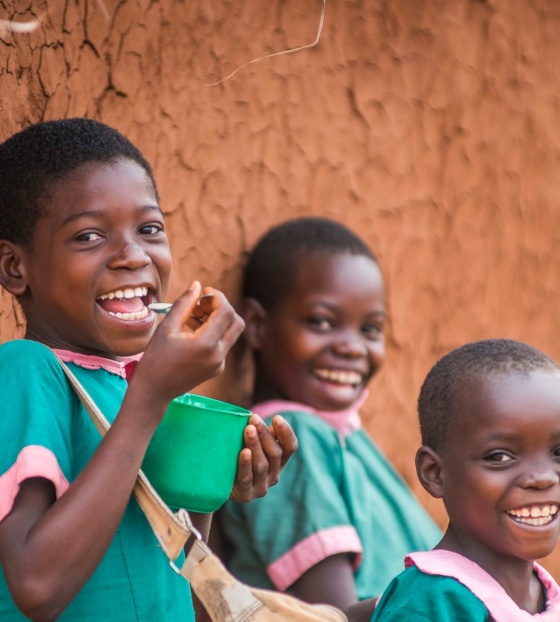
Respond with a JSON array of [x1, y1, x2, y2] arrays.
[[75, 231, 102, 243], [552, 446, 560, 459], [139, 223, 164, 235], [306, 316, 333, 332], [363, 323, 384, 339], [484, 451, 514, 464]]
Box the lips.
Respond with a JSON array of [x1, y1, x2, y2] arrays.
[[506, 504, 559, 526]]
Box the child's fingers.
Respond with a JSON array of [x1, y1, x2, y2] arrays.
[[270, 415, 298, 468], [247, 414, 283, 485], [188, 289, 215, 326], [230, 448, 254, 502], [188, 290, 245, 347], [159, 281, 202, 329], [229, 415, 287, 503]]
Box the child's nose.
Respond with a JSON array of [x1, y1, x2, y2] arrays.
[[332, 334, 368, 358], [107, 241, 150, 269], [519, 462, 560, 490]]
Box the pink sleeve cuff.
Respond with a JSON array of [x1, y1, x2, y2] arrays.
[[0, 445, 70, 521], [267, 525, 363, 591]]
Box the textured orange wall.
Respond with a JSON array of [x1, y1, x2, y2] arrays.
[[3, 0, 560, 574]]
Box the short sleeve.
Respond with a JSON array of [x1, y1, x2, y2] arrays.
[[0, 340, 75, 520], [222, 411, 362, 590], [371, 567, 491, 622]]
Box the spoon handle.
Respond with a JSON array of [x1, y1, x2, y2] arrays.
[[148, 293, 214, 315]]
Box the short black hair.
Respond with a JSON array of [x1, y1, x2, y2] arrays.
[[418, 338, 560, 452], [243, 216, 378, 311], [0, 117, 158, 245]]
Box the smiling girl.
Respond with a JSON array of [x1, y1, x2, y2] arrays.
[[0, 118, 297, 621], [216, 217, 441, 612]]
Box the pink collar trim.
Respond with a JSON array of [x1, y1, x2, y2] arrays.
[[251, 391, 368, 436], [406, 550, 560, 620], [53, 349, 143, 380]]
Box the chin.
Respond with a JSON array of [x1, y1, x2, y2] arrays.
[[109, 336, 151, 358]]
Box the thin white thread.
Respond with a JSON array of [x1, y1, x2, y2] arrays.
[[94, 0, 110, 22], [0, 18, 40, 34], [207, 0, 326, 86]]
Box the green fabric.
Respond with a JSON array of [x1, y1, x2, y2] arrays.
[[0, 340, 194, 621], [222, 409, 441, 599], [371, 565, 491, 621]]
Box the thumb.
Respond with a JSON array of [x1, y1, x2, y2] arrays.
[[162, 281, 202, 329]]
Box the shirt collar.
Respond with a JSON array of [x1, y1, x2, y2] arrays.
[[251, 391, 368, 437], [53, 349, 143, 380]]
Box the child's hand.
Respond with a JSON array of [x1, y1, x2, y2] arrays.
[[229, 414, 298, 503], [133, 281, 245, 408]]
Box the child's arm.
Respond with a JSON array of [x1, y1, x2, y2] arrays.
[[0, 282, 246, 620], [289, 553, 359, 611], [345, 597, 379, 622]]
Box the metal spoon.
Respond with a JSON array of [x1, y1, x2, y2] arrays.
[[148, 293, 214, 315]]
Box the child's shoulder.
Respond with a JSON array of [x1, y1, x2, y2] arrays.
[[0, 338, 57, 362], [372, 564, 490, 622], [0, 339, 62, 375]]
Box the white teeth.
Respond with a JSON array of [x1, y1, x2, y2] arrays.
[[507, 504, 558, 526], [314, 369, 363, 385], [107, 307, 149, 321], [98, 286, 148, 301]]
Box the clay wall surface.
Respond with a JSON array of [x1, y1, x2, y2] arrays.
[[2, 0, 560, 575]]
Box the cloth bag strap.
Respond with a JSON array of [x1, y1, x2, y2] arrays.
[[53, 352, 211, 575]]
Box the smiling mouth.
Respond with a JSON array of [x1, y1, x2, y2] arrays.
[[314, 368, 363, 387], [506, 504, 559, 526], [96, 287, 153, 321]]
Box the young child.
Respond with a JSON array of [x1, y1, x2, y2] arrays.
[[0, 118, 297, 622], [368, 338, 560, 621], [217, 217, 441, 611]]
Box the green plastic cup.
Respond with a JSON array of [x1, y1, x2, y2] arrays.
[[142, 393, 251, 513]]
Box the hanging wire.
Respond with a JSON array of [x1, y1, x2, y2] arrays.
[[94, 0, 110, 22], [207, 0, 326, 86]]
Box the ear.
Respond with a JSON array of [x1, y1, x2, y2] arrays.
[[241, 297, 268, 350], [415, 445, 445, 499], [0, 240, 28, 297]]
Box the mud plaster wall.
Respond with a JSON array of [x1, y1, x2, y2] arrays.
[[3, 0, 560, 575]]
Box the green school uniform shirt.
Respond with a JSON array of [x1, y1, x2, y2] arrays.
[[221, 404, 441, 600], [372, 550, 560, 622], [0, 340, 194, 621], [371, 565, 491, 621]]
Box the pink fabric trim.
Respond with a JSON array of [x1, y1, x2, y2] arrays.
[[406, 550, 560, 620], [267, 525, 363, 591], [252, 391, 368, 438], [0, 445, 69, 522], [53, 348, 143, 379]]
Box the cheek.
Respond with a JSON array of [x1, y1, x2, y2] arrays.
[[154, 250, 172, 284], [369, 342, 386, 368]]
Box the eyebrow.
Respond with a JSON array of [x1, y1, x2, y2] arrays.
[[61, 204, 162, 227], [482, 430, 560, 442], [309, 300, 386, 316]]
